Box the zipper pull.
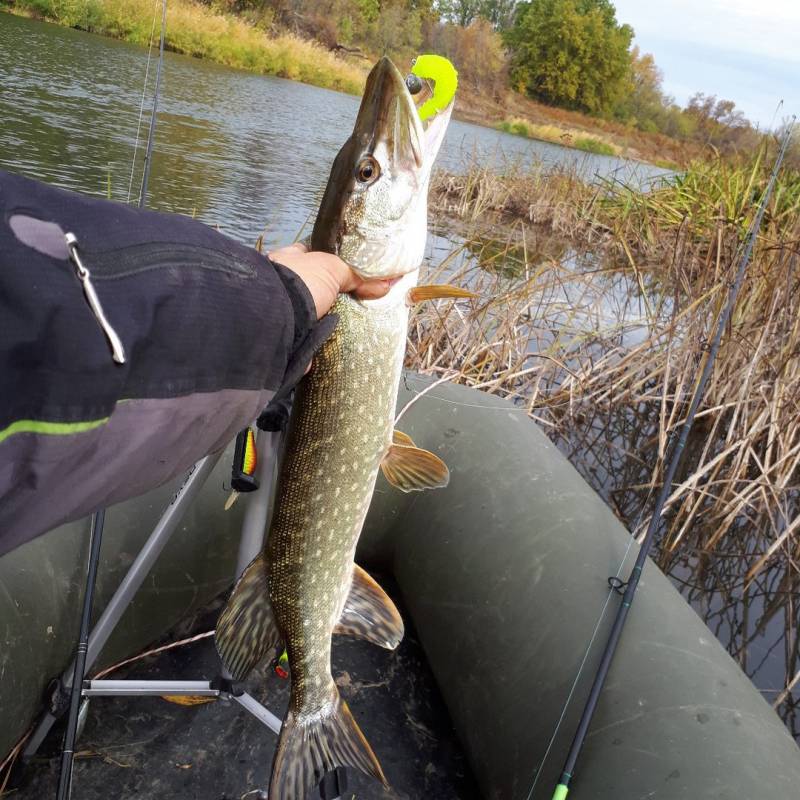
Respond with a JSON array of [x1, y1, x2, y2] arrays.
[[65, 233, 126, 365]]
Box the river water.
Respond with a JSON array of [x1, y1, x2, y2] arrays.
[[0, 12, 665, 245], [1, 11, 797, 744]]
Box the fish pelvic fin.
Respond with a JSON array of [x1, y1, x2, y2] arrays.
[[381, 442, 450, 492], [270, 685, 388, 800], [334, 564, 404, 650], [214, 553, 282, 681]]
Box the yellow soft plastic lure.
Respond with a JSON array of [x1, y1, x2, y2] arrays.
[[412, 54, 458, 121]]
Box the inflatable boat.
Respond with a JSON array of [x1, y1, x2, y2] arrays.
[[1, 374, 799, 799]]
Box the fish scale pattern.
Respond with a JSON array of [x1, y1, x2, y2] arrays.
[[266, 291, 407, 715]]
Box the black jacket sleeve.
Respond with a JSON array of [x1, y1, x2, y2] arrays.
[[0, 169, 332, 555]]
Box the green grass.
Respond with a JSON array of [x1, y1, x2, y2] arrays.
[[496, 116, 622, 157], [1, 0, 368, 94], [573, 136, 616, 156]]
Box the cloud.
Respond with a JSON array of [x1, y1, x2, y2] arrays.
[[613, 0, 800, 125], [614, 0, 800, 64]]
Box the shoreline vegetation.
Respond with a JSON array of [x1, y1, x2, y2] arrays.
[[4, 1, 795, 170], [496, 117, 618, 156], [1, 0, 679, 166], [1, 0, 367, 93]]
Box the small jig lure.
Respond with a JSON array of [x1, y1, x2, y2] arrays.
[[405, 54, 458, 121]]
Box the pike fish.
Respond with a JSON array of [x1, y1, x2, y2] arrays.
[[215, 56, 467, 800]]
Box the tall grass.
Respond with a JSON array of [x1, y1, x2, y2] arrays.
[[1, 0, 367, 93], [417, 151, 800, 728]]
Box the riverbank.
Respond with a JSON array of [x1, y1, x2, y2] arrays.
[[1, 0, 689, 167], [0, 0, 365, 93]]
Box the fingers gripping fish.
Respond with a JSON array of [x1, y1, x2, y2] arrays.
[[216, 57, 469, 800]]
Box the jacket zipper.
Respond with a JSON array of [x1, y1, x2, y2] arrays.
[[65, 233, 127, 365]]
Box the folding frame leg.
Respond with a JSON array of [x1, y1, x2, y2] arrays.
[[23, 452, 222, 759]]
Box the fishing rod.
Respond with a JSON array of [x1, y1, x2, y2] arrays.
[[54, 8, 168, 799], [549, 120, 795, 800], [139, 0, 167, 208]]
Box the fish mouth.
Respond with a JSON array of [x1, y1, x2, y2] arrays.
[[353, 56, 424, 171], [310, 57, 428, 266]]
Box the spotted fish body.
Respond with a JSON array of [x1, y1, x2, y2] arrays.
[[216, 57, 456, 800], [268, 290, 407, 699]]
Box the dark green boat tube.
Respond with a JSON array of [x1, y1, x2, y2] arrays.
[[358, 374, 800, 799], [1, 374, 799, 798]]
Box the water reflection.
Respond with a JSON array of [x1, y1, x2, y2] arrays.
[[547, 377, 800, 739], [0, 12, 669, 249]]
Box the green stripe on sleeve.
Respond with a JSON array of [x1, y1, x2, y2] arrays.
[[0, 417, 109, 445]]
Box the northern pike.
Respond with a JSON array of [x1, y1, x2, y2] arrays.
[[215, 56, 468, 800]]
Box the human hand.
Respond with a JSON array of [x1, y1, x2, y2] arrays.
[[269, 242, 397, 319]]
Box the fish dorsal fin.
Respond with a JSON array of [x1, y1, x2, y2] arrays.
[[392, 429, 415, 447], [407, 284, 476, 304], [215, 553, 282, 681], [380, 442, 450, 492], [334, 564, 404, 650]]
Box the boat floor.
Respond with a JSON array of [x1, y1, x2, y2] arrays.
[[13, 577, 478, 800]]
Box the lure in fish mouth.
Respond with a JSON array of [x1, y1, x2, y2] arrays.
[[216, 55, 470, 800]]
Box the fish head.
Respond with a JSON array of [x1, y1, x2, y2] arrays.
[[311, 56, 453, 279]]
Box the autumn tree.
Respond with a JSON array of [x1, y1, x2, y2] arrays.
[[436, 0, 483, 26], [505, 0, 633, 116], [685, 92, 756, 151], [620, 46, 664, 127], [436, 0, 518, 28], [479, 0, 519, 28], [364, 1, 423, 58], [424, 17, 508, 95]]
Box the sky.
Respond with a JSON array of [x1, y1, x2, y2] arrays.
[[611, 0, 799, 129]]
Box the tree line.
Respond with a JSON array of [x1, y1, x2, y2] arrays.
[[208, 0, 770, 154]]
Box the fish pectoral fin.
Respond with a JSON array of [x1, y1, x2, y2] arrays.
[[334, 564, 404, 650], [270, 684, 388, 800], [407, 283, 477, 304], [392, 429, 415, 447], [214, 553, 282, 681], [380, 443, 450, 492]]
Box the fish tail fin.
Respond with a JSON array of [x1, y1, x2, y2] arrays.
[[269, 685, 387, 800]]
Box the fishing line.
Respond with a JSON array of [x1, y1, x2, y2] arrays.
[[126, 0, 160, 204], [138, 0, 168, 208], [542, 119, 795, 800], [527, 119, 795, 798]]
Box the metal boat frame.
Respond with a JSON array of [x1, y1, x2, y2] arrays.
[[21, 429, 345, 800]]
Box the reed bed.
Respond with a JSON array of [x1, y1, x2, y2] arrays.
[[416, 151, 800, 731]]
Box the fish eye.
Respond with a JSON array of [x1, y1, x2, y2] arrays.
[[356, 156, 380, 184]]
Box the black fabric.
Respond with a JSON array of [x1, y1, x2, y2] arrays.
[[0, 169, 323, 431]]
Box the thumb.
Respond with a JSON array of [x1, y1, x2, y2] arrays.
[[348, 276, 396, 300]]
